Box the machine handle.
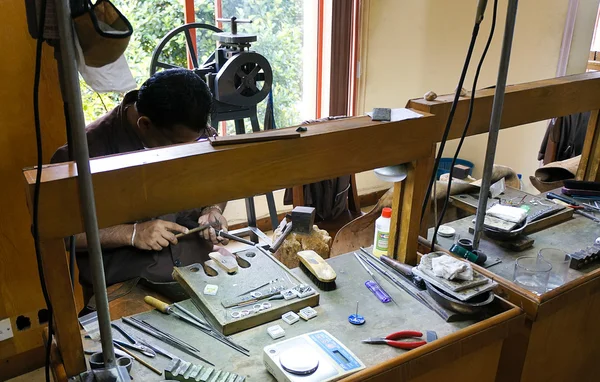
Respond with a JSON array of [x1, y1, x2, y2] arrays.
[[144, 296, 170, 314], [216, 17, 252, 34]]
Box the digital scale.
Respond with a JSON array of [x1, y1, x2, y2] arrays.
[[263, 330, 365, 382]]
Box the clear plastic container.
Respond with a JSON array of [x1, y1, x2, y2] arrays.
[[373, 207, 392, 257]]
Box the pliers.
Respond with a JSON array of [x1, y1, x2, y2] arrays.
[[362, 330, 429, 349], [111, 323, 156, 357]]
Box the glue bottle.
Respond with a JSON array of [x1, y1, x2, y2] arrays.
[[373, 207, 392, 257]]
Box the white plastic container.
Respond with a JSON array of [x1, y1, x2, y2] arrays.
[[373, 207, 392, 257]]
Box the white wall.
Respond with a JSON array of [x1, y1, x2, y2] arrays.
[[224, 0, 600, 226], [356, 0, 598, 195]]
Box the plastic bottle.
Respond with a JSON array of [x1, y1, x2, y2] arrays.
[[373, 207, 392, 257], [517, 173, 524, 190]]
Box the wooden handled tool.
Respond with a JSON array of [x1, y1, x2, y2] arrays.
[[144, 296, 171, 313], [380, 255, 425, 290], [175, 222, 220, 238], [144, 296, 212, 331], [113, 342, 162, 375]]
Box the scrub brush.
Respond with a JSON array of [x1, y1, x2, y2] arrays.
[[296, 250, 337, 291]]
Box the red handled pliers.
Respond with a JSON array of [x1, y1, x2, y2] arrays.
[[362, 330, 428, 349]]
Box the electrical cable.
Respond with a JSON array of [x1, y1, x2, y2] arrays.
[[430, 0, 499, 252], [33, 1, 53, 381], [63, 100, 77, 288], [420, 6, 487, 226]]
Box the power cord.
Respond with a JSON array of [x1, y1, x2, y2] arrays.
[[420, 21, 482, 225], [430, 0, 499, 252], [32, 1, 54, 381]]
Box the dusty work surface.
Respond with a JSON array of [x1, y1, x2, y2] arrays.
[[84, 252, 492, 381], [431, 214, 600, 287]]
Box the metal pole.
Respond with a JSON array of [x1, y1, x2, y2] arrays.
[[473, 0, 519, 249], [53, 0, 118, 368]]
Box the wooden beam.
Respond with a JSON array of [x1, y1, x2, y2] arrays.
[[24, 114, 437, 239], [39, 239, 85, 376], [394, 151, 435, 265], [577, 109, 600, 181], [407, 71, 600, 141], [388, 182, 403, 260]]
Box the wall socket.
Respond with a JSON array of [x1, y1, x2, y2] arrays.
[[0, 318, 13, 341]]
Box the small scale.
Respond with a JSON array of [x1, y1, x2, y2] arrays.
[[348, 301, 365, 325], [264, 330, 365, 382]]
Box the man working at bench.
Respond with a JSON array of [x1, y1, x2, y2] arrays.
[[52, 69, 231, 305]]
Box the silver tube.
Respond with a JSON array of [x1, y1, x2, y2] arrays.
[[52, 0, 117, 368], [473, 0, 519, 249]]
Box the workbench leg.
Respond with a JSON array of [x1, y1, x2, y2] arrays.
[[265, 192, 279, 230], [388, 181, 403, 260], [245, 197, 259, 243], [40, 238, 86, 377], [292, 185, 305, 207], [389, 150, 435, 265], [576, 109, 600, 181]]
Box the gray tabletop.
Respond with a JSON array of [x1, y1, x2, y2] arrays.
[[85, 253, 485, 381], [430, 214, 600, 288]]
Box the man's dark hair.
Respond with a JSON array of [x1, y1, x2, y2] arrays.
[[136, 69, 213, 132]]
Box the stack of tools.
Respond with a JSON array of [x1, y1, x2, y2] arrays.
[[547, 191, 600, 223], [356, 249, 469, 321], [143, 296, 250, 357], [165, 358, 246, 382], [122, 316, 215, 365], [413, 252, 496, 315]]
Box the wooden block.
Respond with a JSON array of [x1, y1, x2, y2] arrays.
[[451, 164, 471, 180], [173, 248, 319, 335], [208, 129, 301, 146], [209, 252, 239, 274]]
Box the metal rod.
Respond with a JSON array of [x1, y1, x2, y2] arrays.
[[53, 0, 117, 368], [189, 299, 251, 355], [473, 0, 519, 250], [169, 308, 250, 355]]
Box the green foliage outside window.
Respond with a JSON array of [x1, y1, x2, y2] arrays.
[[80, 0, 304, 135]]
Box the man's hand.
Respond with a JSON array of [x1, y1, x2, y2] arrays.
[[198, 208, 229, 245], [133, 220, 189, 251]]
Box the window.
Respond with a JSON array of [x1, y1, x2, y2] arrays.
[[80, 0, 319, 133]]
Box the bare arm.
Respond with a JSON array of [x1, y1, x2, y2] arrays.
[[74, 221, 188, 251], [74, 224, 134, 251]]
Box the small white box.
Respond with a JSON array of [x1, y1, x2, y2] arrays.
[[203, 284, 218, 296], [281, 288, 299, 300], [281, 311, 299, 325], [298, 307, 317, 321], [267, 325, 285, 340]]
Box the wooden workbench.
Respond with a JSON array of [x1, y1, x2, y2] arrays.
[[80, 252, 523, 382], [426, 214, 600, 382], [23, 72, 600, 381]]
